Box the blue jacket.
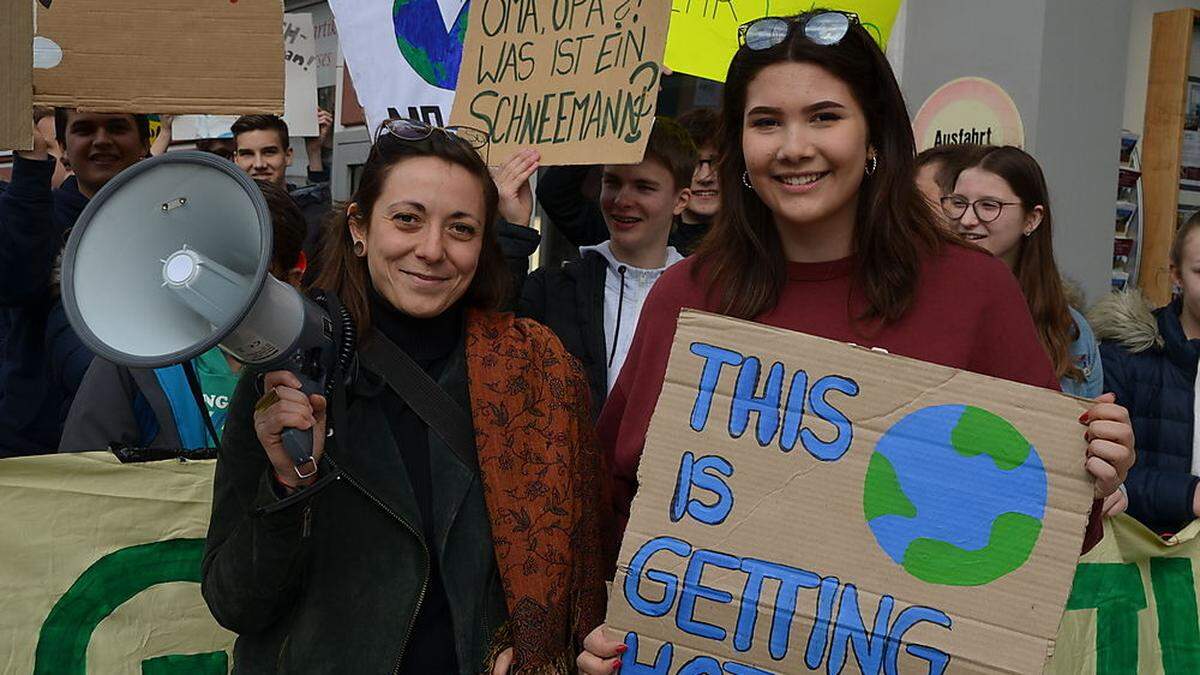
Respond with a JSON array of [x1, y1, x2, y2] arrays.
[[1094, 292, 1200, 534], [0, 156, 92, 456]]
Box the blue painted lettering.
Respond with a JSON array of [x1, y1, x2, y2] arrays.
[[729, 358, 785, 446], [805, 576, 841, 669], [779, 369, 809, 452], [625, 537, 691, 617], [689, 343, 744, 432], [671, 452, 735, 526], [801, 376, 860, 461], [678, 549, 740, 641], [884, 606, 952, 675], [828, 583, 893, 674], [735, 558, 820, 659], [621, 632, 672, 674]]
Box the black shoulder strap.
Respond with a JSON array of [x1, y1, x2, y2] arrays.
[[181, 359, 221, 449], [357, 333, 477, 472]]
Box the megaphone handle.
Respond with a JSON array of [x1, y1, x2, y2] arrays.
[[280, 371, 322, 475], [281, 427, 316, 470]]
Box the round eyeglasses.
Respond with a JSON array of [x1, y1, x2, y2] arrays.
[[377, 118, 490, 162], [939, 195, 1023, 223]]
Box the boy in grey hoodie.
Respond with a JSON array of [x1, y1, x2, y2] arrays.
[[519, 118, 696, 417]]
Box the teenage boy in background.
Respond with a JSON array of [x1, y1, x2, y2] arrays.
[[519, 118, 695, 416], [537, 109, 717, 254], [231, 113, 332, 269], [675, 107, 720, 252], [0, 110, 150, 456]]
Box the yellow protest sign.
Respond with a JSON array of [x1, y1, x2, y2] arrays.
[[1048, 514, 1200, 673], [0, 452, 234, 673], [665, 0, 903, 82]]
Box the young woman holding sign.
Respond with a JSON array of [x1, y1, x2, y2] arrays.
[[577, 10, 1135, 672]]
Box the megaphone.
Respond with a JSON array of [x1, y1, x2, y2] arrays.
[[61, 151, 349, 476]]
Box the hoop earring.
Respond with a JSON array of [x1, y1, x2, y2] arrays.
[[352, 240, 366, 257], [865, 154, 878, 176], [742, 170, 754, 190]]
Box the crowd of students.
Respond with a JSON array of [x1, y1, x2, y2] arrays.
[[0, 7, 1191, 673]]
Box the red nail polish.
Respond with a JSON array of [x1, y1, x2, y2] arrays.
[[612, 658, 622, 671], [616, 645, 628, 654], [1079, 412, 1089, 424]]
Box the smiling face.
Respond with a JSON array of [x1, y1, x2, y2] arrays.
[[742, 62, 871, 261], [235, 129, 292, 187], [950, 167, 1042, 267], [685, 144, 720, 221], [61, 112, 147, 197], [600, 158, 689, 264], [349, 156, 486, 318]]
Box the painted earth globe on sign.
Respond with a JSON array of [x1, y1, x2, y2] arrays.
[[863, 404, 1047, 586]]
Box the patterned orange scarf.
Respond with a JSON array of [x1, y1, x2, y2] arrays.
[[465, 310, 610, 672]]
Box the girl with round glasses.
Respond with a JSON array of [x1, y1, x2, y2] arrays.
[[946, 145, 1104, 400], [576, 10, 1134, 672]]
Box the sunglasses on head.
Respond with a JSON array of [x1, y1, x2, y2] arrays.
[[738, 11, 859, 52], [377, 118, 491, 163]]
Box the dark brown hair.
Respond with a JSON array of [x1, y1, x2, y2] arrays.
[[312, 122, 507, 334], [693, 9, 959, 323], [255, 179, 306, 272], [960, 146, 1083, 383], [677, 108, 720, 150], [231, 114, 291, 150], [639, 116, 698, 191], [916, 143, 985, 195], [1170, 210, 1200, 269]]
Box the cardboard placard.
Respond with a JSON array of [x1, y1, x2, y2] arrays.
[[607, 310, 1095, 674], [449, 0, 671, 165], [1048, 514, 1200, 674], [0, 452, 233, 671], [1, 0, 33, 151], [284, 13, 320, 138], [30, 0, 282, 115], [664, 0, 902, 83]]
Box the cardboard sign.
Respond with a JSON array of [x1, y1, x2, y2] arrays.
[[449, 0, 671, 165], [664, 1, 902, 83], [329, 0, 465, 140], [607, 310, 1095, 674], [29, 0, 282, 117], [912, 77, 1026, 152], [1048, 515, 1200, 674], [1, 0, 33, 151], [0, 452, 234, 671], [284, 13, 321, 138]]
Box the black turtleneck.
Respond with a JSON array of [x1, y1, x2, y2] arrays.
[[368, 287, 464, 675]]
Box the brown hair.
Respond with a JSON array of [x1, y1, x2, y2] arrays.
[[676, 108, 720, 150], [255, 179, 306, 272], [693, 9, 960, 324], [960, 146, 1083, 383], [639, 116, 698, 191], [53, 108, 151, 146], [1170, 210, 1200, 269], [312, 122, 507, 334], [231, 114, 290, 150], [916, 143, 985, 195]]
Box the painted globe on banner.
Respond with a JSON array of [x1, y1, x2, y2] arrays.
[[393, 0, 469, 90], [863, 404, 1047, 586]]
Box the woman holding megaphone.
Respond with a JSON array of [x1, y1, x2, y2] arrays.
[[202, 119, 608, 674]]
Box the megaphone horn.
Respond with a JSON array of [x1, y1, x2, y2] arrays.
[[61, 151, 345, 475]]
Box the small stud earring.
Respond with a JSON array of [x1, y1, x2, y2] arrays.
[[742, 170, 754, 190], [352, 240, 366, 257]]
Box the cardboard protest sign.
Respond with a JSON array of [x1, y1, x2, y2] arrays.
[[1047, 514, 1200, 674], [284, 13, 321, 138], [1, 0, 33, 151], [450, 0, 671, 165], [665, 0, 903, 83], [0, 452, 234, 672], [329, 0, 467, 139], [607, 310, 1095, 674], [30, 0, 282, 116]]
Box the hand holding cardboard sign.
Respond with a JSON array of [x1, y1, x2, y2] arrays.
[[492, 148, 540, 227], [17, 119, 51, 162], [1079, 393, 1135, 500], [577, 624, 624, 674]]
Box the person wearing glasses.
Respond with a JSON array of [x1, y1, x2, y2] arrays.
[[576, 11, 1135, 672], [203, 118, 609, 674], [941, 146, 1103, 400]]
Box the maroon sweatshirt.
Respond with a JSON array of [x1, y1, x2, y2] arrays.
[[598, 244, 1104, 555]]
